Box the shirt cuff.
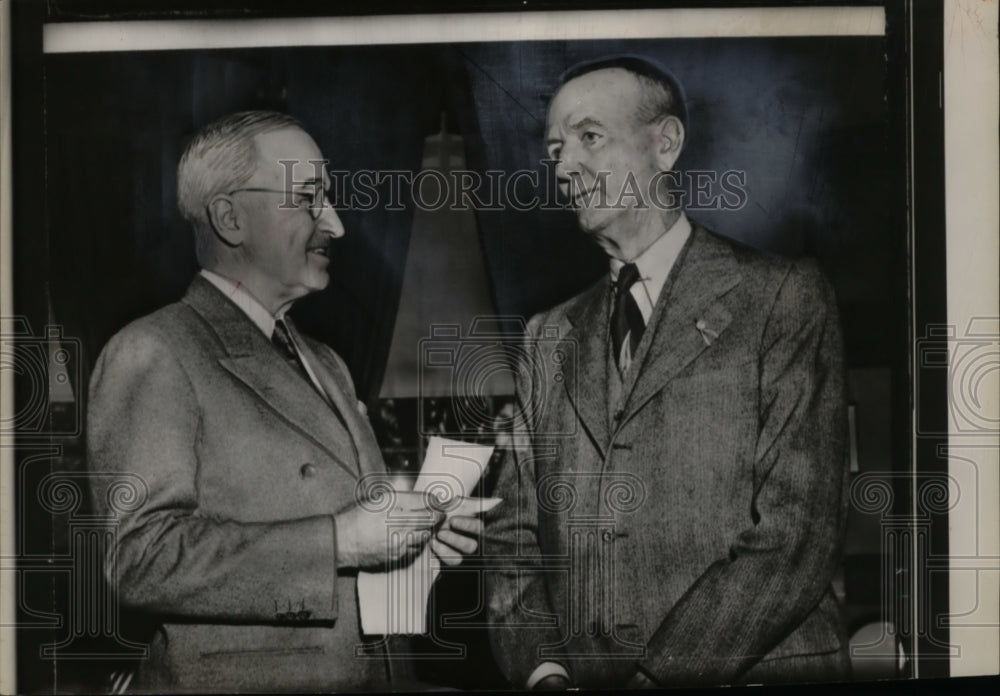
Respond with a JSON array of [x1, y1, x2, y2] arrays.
[[525, 662, 570, 690]]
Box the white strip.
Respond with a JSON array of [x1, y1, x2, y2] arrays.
[[907, 4, 919, 677], [0, 0, 16, 692], [945, 0, 999, 679], [44, 7, 885, 54]]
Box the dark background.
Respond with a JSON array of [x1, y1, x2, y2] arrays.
[[14, 27, 927, 692], [42, 37, 894, 400]]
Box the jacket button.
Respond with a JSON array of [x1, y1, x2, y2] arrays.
[[300, 463, 318, 478]]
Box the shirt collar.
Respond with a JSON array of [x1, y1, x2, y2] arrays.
[[199, 269, 286, 337], [609, 211, 692, 287]]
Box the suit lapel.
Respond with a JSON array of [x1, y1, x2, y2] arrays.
[[182, 277, 360, 479], [562, 280, 611, 458], [620, 227, 742, 423], [289, 321, 385, 479]]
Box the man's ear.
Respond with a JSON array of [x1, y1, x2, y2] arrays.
[[206, 195, 243, 248], [654, 115, 685, 172]]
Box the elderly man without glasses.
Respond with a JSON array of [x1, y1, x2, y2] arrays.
[[487, 56, 851, 690]]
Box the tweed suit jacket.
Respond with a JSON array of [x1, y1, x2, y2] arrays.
[[486, 225, 851, 688], [87, 275, 401, 692]]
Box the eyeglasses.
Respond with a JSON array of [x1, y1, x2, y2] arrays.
[[227, 184, 330, 220]]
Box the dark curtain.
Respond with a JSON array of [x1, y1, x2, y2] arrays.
[[46, 45, 451, 405], [453, 37, 893, 367], [45, 37, 892, 397]]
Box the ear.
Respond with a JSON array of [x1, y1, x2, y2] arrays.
[[206, 194, 243, 248], [653, 115, 685, 171]]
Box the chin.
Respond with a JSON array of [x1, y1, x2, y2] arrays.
[[298, 271, 330, 295], [576, 209, 616, 236], [311, 274, 331, 292]]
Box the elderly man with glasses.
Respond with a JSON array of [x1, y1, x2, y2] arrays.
[[87, 110, 481, 692]]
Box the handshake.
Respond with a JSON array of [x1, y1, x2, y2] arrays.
[[333, 489, 500, 571]]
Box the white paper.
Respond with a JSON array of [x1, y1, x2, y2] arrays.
[[358, 436, 498, 635]]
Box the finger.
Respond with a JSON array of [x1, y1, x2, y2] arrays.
[[449, 496, 503, 517], [396, 509, 445, 530], [425, 492, 454, 515], [401, 529, 432, 550], [434, 529, 479, 555], [393, 491, 445, 515], [430, 538, 464, 566], [387, 533, 421, 564], [446, 515, 484, 537]]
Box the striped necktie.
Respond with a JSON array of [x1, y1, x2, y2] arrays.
[[610, 263, 645, 374], [272, 318, 316, 387]]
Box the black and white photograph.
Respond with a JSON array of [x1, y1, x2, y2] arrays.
[[1, 1, 997, 694]]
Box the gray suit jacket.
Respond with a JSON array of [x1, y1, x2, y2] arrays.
[[486, 226, 851, 687], [87, 275, 401, 692]]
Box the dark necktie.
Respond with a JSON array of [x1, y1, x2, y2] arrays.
[[273, 318, 353, 435], [610, 263, 645, 373], [272, 318, 315, 387]]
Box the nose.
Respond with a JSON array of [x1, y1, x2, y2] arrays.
[[554, 155, 573, 183], [315, 196, 345, 238], [555, 162, 584, 199], [555, 139, 584, 180], [554, 149, 587, 199]]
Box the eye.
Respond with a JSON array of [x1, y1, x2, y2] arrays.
[[582, 131, 603, 146]]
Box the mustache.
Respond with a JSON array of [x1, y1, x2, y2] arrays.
[[306, 235, 334, 250], [560, 177, 598, 198]]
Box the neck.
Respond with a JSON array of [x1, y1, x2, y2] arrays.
[[595, 207, 681, 262], [205, 263, 295, 317]]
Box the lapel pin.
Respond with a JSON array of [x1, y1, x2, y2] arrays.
[[695, 319, 719, 346]]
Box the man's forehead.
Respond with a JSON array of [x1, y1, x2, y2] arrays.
[[251, 127, 327, 182], [547, 68, 642, 126]]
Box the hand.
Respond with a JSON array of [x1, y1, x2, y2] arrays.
[[533, 673, 572, 690], [430, 515, 483, 566], [334, 491, 444, 570], [626, 670, 656, 689]]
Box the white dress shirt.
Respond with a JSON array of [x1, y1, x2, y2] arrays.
[[608, 211, 692, 325], [199, 269, 331, 403]]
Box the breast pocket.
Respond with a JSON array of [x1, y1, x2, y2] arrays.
[[654, 353, 758, 504], [667, 353, 756, 426]]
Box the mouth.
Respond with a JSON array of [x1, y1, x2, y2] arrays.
[[565, 181, 597, 206], [570, 190, 593, 208], [306, 239, 331, 258]]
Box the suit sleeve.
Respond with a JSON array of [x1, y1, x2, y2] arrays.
[[87, 325, 338, 623], [640, 261, 850, 685], [485, 316, 569, 688]]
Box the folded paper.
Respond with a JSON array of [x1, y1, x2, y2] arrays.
[[358, 436, 497, 635]]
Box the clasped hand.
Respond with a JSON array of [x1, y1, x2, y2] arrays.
[[334, 490, 483, 570]]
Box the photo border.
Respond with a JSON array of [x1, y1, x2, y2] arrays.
[[2, 0, 996, 691]]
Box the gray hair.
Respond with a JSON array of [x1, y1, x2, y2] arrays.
[[177, 110, 303, 263], [559, 55, 688, 129]]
